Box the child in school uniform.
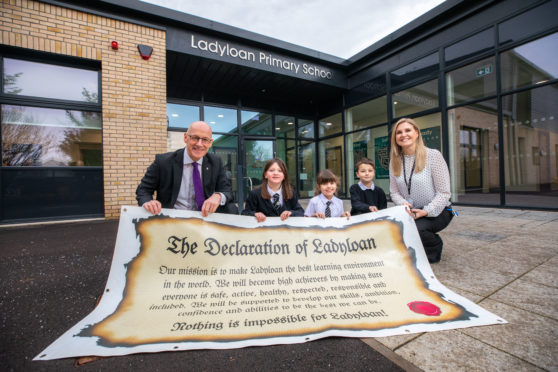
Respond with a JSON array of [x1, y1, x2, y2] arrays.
[[305, 169, 350, 219], [241, 158, 304, 222], [349, 158, 387, 215]]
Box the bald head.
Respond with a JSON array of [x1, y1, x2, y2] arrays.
[[188, 121, 212, 135]]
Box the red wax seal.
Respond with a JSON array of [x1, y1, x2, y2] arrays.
[[407, 301, 441, 316]]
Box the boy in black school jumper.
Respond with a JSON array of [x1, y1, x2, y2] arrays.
[[349, 158, 387, 215]]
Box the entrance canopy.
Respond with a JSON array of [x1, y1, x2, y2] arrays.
[[166, 26, 347, 116]]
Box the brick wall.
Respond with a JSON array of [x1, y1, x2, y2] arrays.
[[0, 0, 167, 218]]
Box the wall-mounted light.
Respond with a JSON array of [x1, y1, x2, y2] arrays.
[[111, 41, 119, 50], [137, 44, 153, 60]]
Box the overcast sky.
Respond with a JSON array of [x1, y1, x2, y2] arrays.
[[140, 0, 446, 59]]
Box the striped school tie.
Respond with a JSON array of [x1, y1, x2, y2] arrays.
[[325, 201, 332, 217], [272, 193, 281, 212]]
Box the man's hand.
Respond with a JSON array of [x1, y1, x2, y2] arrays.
[[369, 206, 379, 212], [201, 193, 221, 217], [142, 200, 162, 214], [312, 212, 326, 219]]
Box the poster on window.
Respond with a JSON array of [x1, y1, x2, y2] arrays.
[[374, 136, 389, 179], [352, 140, 368, 174], [35, 206, 505, 360]]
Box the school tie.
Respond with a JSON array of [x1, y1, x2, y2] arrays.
[[192, 162, 205, 211], [325, 201, 332, 217], [272, 193, 281, 212]]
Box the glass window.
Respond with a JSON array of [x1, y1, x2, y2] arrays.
[[2, 168, 103, 220], [499, 2, 558, 47], [446, 57, 496, 106], [167, 131, 185, 151], [448, 100, 500, 205], [298, 140, 315, 198], [318, 113, 342, 137], [3, 58, 99, 103], [204, 106, 237, 133], [502, 83, 558, 208], [276, 137, 296, 191], [2, 105, 102, 166], [241, 110, 272, 135], [501, 32, 558, 92], [445, 28, 494, 66], [393, 79, 438, 118], [318, 135, 345, 196], [276, 115, 297, 191], [211, 133, 239, 201], [167, 103, 200, 129], [390, 53, 439, 88], [345, 75, 386, 106], [275, 115, 296, 138], [298, 119, 314, 139], [243, 139, 274, 195], [346, 96, 387, 132], [345, 125, 389, 194]]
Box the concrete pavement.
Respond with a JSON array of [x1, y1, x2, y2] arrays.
[[367, 205, 558, 372]]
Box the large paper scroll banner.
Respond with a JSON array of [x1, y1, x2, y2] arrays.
[[35, 206, 505, 360]]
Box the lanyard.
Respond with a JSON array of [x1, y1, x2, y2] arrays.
[[402, 155, 416, 195]]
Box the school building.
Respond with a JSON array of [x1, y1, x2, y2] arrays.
[[1, 0, 557, 223]]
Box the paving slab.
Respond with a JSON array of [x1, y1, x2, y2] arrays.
[[461, 298, 558, 371], [429, 260, 516, 297], [483, 238, 556, 268], [438, 233, 493, 256], [395, 329, 544, 372], [488, 278, 558, 320], [371, 333, 424, 351], [521, 255, 558, 288], [442, 248, 539, 278], [443, 284, 484, 303], [512, 211, 558, 222]]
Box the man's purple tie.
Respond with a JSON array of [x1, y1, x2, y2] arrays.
[[192, 162, 205, 211]]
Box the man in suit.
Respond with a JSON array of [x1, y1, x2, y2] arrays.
[[136, 121, 237, 216]]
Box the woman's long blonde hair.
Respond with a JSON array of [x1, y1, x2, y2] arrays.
[[390, 118, 427, 177]]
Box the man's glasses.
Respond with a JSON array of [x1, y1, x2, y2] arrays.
[[187, 134, 213, 145]]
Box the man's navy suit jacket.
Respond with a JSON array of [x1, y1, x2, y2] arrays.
[[136, 148, 236, 213]]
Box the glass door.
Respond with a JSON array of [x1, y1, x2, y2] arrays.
[[240, 139, 274, 210]]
